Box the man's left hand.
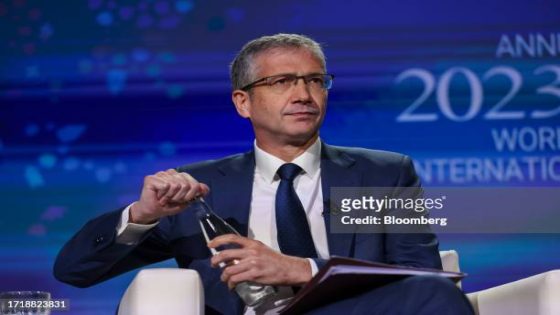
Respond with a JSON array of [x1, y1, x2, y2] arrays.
[[208, 234, 312, 289]]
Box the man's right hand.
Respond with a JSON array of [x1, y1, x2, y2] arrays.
[[130, 169, 210, 224]]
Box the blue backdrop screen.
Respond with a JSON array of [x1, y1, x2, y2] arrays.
[[1, 0, 559, 313]]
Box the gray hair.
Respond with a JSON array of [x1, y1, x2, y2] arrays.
[[229, 33, 326, 91]]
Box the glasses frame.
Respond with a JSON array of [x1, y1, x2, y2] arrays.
[[240, 73, 335, 92]]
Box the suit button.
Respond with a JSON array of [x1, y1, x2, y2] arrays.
[[95, 236, 104, 244]]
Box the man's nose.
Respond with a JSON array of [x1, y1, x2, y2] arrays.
[[291, 78, 312, 100]]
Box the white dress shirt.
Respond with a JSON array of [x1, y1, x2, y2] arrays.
[[249, 139, 329, 260], [116, 138, 329, 314]]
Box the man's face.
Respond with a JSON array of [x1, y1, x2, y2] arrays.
[[232, 48, 328, 146]]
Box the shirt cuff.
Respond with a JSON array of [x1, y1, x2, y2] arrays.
[[116, 202, 159, 245], [306, 258, 319, 277]]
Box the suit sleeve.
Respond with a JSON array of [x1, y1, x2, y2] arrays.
[[53, 208, 176, 288], [383, 155, 443, 270]]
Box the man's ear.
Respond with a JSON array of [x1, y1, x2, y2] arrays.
[[232, 90, 251, 118]]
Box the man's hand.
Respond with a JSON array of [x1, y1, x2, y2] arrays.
[[208, 234, 312, 289], [130, 169, 209, 224]]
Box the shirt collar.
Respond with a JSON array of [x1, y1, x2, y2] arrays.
[[254, 138, 321, 184]]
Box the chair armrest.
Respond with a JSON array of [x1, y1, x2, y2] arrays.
[[439, 250, 460, 273], [468, 270, 560, 315], [118, 268, 204, 315]]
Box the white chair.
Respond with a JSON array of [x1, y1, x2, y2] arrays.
[[470, 270, 560, 315], [118, 251, 560, 315], [118, 268, 204, 315]]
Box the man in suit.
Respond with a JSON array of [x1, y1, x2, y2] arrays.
[[54, 34, 473, 314]]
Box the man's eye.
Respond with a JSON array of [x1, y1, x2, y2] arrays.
[[271, 78, 290, 85], [308, 77, 324, 85]]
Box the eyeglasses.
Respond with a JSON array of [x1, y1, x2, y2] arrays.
[[241, 73, 334, 94]]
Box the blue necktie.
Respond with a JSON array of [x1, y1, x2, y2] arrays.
[[275, 163, 318, 258]]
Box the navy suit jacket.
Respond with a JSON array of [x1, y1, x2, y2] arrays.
[[54, 143, 442, 315]]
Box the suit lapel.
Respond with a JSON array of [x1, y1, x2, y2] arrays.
[[211, 151, 255, 237], [321, 142, 360, 257]]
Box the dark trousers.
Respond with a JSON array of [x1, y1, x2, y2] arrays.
[[306, 275, 474, 315]]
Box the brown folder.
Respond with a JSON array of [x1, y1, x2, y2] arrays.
[[280, 256, 466, 314]]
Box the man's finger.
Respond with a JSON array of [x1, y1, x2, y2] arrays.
[[163, 181, 187, 200], [169, 183, 190, 203], [174, 172, 210, 199], [165, 168, 178, 175], [184, 182, 204, 201], [199, 183, 210, 196], [145, 176, 171, 199], [220, 260, 252, 283], [211, 248, 249, 267]]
